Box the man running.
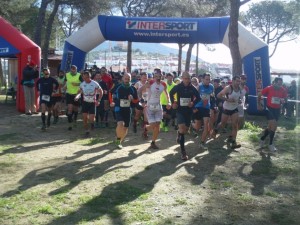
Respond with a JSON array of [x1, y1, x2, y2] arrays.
[[169, 71, 200, 160], [258, 77, 287, 152], [110, 73, 139, 149], [36, 68, 59, 130], [75, 71, 103, 136], [213, 75, 243, 149], [65, 65, 83, 131], [193, 73, 214, 150], [141, 68, 171, 149]]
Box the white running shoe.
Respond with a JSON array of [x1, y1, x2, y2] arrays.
[[199, 143, 208, 150], [268, 144, 277, 152], [259, 140, 265, 148]]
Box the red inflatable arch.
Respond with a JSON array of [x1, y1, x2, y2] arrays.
[[0, 16, 41, 112]]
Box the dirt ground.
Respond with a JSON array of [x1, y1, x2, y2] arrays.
[[0, 98, 299, 225]]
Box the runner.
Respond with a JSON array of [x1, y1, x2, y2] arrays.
[[258, 77, 287, 152], [132, 72, 148, 133], [141, 68, 171, 149], [36, 68, 59, 130], [238, 74, 249, 129], [193, 73, 214, 150], [110, 73, 139, 149], [52, 70, 66, 124], [213, 75, 243, 149], [169, 71, 200, 160], [65, 65, 83, 131], [74, 71, 103, 136], [160, 72, 177, 132]]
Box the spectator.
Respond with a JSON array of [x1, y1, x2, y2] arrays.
[[22, 60, 39, 115]]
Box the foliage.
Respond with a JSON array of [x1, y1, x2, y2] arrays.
[[241, 0, 300, 57]]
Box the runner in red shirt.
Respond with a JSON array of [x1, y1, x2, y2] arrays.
[[257, 77, 287, 152]]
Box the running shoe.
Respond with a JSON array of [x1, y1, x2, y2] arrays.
[[231, 141, 241, 149], [259, 139, 265, 148], [164, 126, 169, 132], [268, 144, 277, 152], [181, 150, 188, 161], [150, 142, 159, 149], [115, 139, 123, 149], [199, 142, 208, 150]]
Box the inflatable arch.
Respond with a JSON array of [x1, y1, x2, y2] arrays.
[[61, 15, 270, 114], [0, 17, 41, 112]]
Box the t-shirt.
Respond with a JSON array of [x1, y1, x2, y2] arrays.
[[111, 83, 138, 111], [160, 82, 176, 105], [80, 80, 100, 103], [147, 80, 166, 105], [195, 83, 214, 109], [261, 85, 287, 109]]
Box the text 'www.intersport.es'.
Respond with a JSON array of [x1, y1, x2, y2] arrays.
[[133, 31, 190, 38]]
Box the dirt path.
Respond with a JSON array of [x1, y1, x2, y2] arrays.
[[0, 101, 299, 225]]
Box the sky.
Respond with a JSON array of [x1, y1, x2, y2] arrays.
[[163, 0, 300, 71]]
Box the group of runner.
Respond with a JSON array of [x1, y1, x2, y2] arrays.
[[35, 65, 287, 160]]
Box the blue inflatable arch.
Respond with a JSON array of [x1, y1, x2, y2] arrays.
[[61, 15, 270, 114]]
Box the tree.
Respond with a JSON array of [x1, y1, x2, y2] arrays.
[[34, 0, 111, 67], [165, 0, 231, 73], [242, 0, 300, 57], [229, 0, 251, 77]]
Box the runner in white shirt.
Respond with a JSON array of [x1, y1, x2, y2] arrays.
[[75, 71, 103, 136], [132, 72, 148, 133], [140, 68, 171, 149]]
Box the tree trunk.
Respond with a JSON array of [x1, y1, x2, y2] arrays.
[[127, 41, 132, 73], [185, 43, 194, 72], [42, 2, 59, 68], [34, 0, 52, 46], [229, 0, 243, 77], [0, 60, 4, 89]]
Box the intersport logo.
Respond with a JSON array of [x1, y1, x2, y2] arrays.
[[126, 20, 197, 31]]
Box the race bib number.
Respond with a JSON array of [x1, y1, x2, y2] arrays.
[[120, 99, 130, 107], [84, 96, 94, 103], [180, 98, 190, 106], [41, 95, 50, 102], [148, 103, 161, 111], [271, 97, 280, 105], [142, 92, 148, 99]]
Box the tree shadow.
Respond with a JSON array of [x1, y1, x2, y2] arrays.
[[46, 153, 184, 225], [1, 142, 133, 197], [238, 151, 278, 196]]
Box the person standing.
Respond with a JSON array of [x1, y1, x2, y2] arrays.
[[169, 71, 200, 160], [36, 68, 59, 130], [65, 65, 83, 131], [141, 68, 171, 149], [75, 71, 103, 136], [110, 73, 139, 149], [22, 61, 39, 115], [258, 77, 287, 152], [286, 80, 297, 118]]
